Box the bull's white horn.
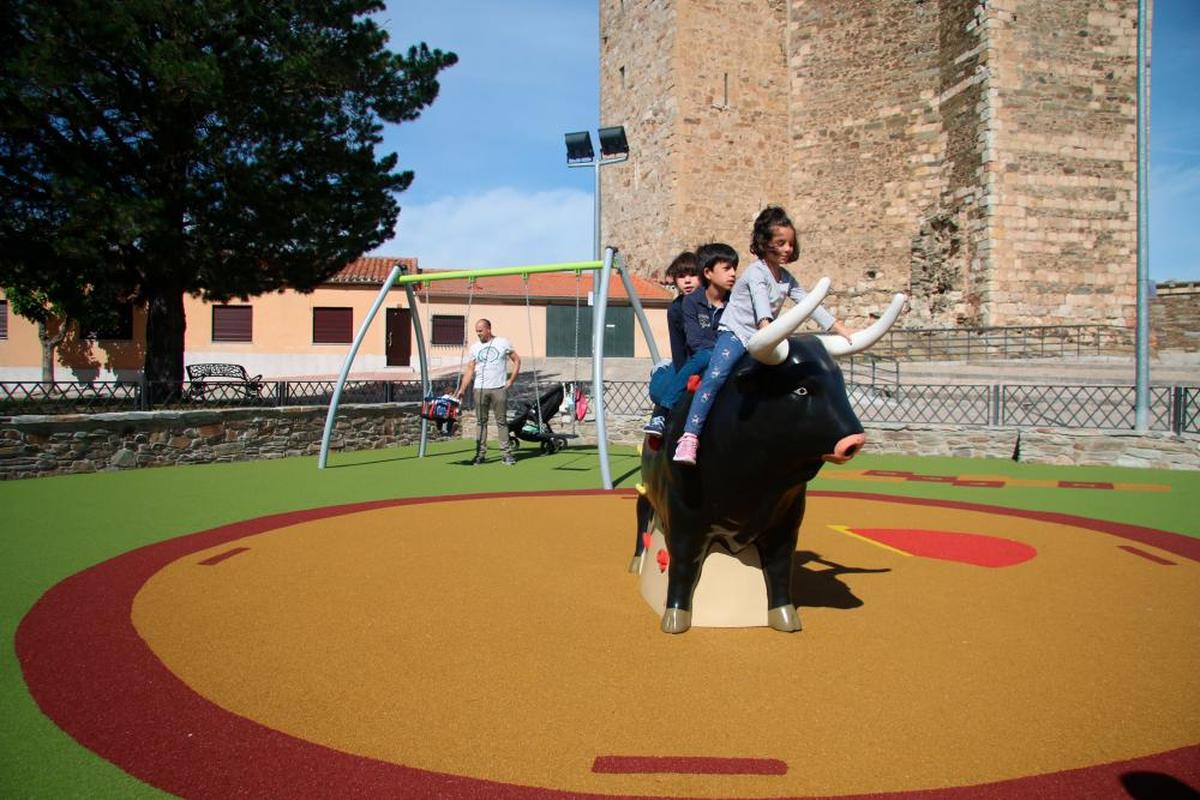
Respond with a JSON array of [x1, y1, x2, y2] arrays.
[[816, 293, 907, 357], [746, 277, 832, 365]]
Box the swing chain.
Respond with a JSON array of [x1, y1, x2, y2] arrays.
[[522, 274, 544, 430], [453, 277, 476, 398]]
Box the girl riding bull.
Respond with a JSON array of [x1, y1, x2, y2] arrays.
[[673, 206, 858, 465]]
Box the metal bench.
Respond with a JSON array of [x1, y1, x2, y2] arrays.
[[185, 363, 264, 400]]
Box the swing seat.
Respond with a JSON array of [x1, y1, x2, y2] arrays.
[[420, 394, 460, 422]]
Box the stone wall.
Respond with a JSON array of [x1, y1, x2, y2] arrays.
[[987, 1, 1138, 328], [599, 0, 681, 275], [3, 406, 1196, 480], [479, 415, 1200, 472], [1152, 282, 1200, 352], [0, 405, 422, 480], [601, 0, 1141, 329]]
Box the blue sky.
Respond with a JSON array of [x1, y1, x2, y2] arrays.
[[373, 1, 1198, 282]]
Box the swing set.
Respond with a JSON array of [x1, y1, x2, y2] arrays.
[[317, 247, 661, 490]]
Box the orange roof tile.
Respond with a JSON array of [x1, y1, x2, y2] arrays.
[[324, 258, 674, 305], [414, 270, 674, 305], [326, 257, 418, 285]]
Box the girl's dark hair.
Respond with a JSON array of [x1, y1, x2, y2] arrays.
[[665, 250, 700, 279], [750, 206, 799, 263], [694, 242, 739, 285]]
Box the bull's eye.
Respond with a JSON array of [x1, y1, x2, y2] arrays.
[[794, 386, 809, 396]]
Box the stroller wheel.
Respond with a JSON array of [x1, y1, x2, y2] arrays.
[[508, 435, 521, 449]]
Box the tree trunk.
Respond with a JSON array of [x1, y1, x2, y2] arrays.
[[143, 288, 186, 404], [37, 319, 69, 383], [37, 321, 56, 383]]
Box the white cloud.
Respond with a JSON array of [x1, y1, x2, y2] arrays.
[[376, 187, 594, 269]]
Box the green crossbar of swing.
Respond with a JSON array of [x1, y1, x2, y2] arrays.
[[391, 260, 605, 286]]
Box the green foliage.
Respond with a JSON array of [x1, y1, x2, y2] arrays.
[[0, 0, 456, 381]]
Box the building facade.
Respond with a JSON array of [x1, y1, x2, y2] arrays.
[[0, 259, 672, 382], [600, 0, 1142, 329]]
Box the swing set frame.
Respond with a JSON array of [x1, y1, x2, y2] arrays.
[[317, 247, 661, 490]]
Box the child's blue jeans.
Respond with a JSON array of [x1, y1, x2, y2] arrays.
[[682, 331, 745, 437], [653, 349, 713, 411]]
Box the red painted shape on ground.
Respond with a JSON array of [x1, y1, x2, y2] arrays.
[[198, 547, 250, 566], [863, 470, 914, 477], [908, 475, 958, 483], [953, 480, 1005, 488], [849, 528, 1037, 568], [15, 489, 1200, 799], [1058, 481, 1116, 490], [593, 755, 786, 775], [1118, 545, 1177, 566]]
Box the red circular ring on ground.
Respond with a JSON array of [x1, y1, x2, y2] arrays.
[[16, 490, 1200, 799]]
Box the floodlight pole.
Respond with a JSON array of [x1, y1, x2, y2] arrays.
[[1134, 0, 1151, 431], [566, 128, 629, 260], [571, 156, 627, 260]]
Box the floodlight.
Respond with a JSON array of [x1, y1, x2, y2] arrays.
[[564, 131, 595, 163], [598, 125, 629, 158]]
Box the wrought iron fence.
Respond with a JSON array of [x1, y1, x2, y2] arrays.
[[3, 378, 1197, 435], [873, 324, 1133, 361]]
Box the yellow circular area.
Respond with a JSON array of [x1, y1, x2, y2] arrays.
[[132, 495, 1200, 798]]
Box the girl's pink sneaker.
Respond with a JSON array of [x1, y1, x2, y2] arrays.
[[672, 433, 699, 465]]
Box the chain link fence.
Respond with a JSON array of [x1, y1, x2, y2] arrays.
[[3, 377, 1197, 435]]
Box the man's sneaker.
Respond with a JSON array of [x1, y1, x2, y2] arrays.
[[502, 455, 516, 466], [472, 454, 485, 465], [643, 416, 666, 438], [672, 433, 699, 465]]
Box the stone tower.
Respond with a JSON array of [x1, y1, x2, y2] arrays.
[[599, 0, 1142, 329]]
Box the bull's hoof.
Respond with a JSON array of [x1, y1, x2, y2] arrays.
[[767, 604, 803, 633], [660, 608, 692, 634], [628, 555, 642, 574]]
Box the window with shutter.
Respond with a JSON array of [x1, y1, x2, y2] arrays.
[[0, 300, 7, 340], [313, 307, 353, 343], [431, 315, 464, 346], [212, 305, 253, 342]]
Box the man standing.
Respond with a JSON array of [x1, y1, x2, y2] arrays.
[[455, 319, 521, 465]]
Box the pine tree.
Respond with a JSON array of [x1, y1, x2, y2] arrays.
[[0, 0, 456, 390]]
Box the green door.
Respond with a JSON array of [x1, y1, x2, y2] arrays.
[[546, 304, 634, 357]]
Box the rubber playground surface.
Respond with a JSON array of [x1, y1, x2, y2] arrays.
[[2, 441, 1198, 799]]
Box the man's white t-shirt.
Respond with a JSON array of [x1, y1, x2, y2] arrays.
[[470, 336, 513, 389]]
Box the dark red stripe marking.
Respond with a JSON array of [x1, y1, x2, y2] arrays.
[[908, 474, 958, 483], [1118, 545, 1177, 566], [864, 470, 913, 477], [15, 488, 1200, 799], [593, 755, 786, 775], [953, 480, 1006, 488], [1058, 481, 1115, 490], [198, 547, 250, 566]]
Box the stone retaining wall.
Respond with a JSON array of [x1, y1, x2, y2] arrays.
[[469, 415, 1200, 472], [3, 406, 1196, 480], [0, 405, 421, 480]]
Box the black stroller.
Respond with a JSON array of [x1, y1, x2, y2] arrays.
[[507, 384, 576, 454]]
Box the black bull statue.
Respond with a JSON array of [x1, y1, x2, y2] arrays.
[[634, 283, 906, 634]]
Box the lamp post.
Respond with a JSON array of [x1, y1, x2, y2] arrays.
[[565, 126, 629, 260]]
